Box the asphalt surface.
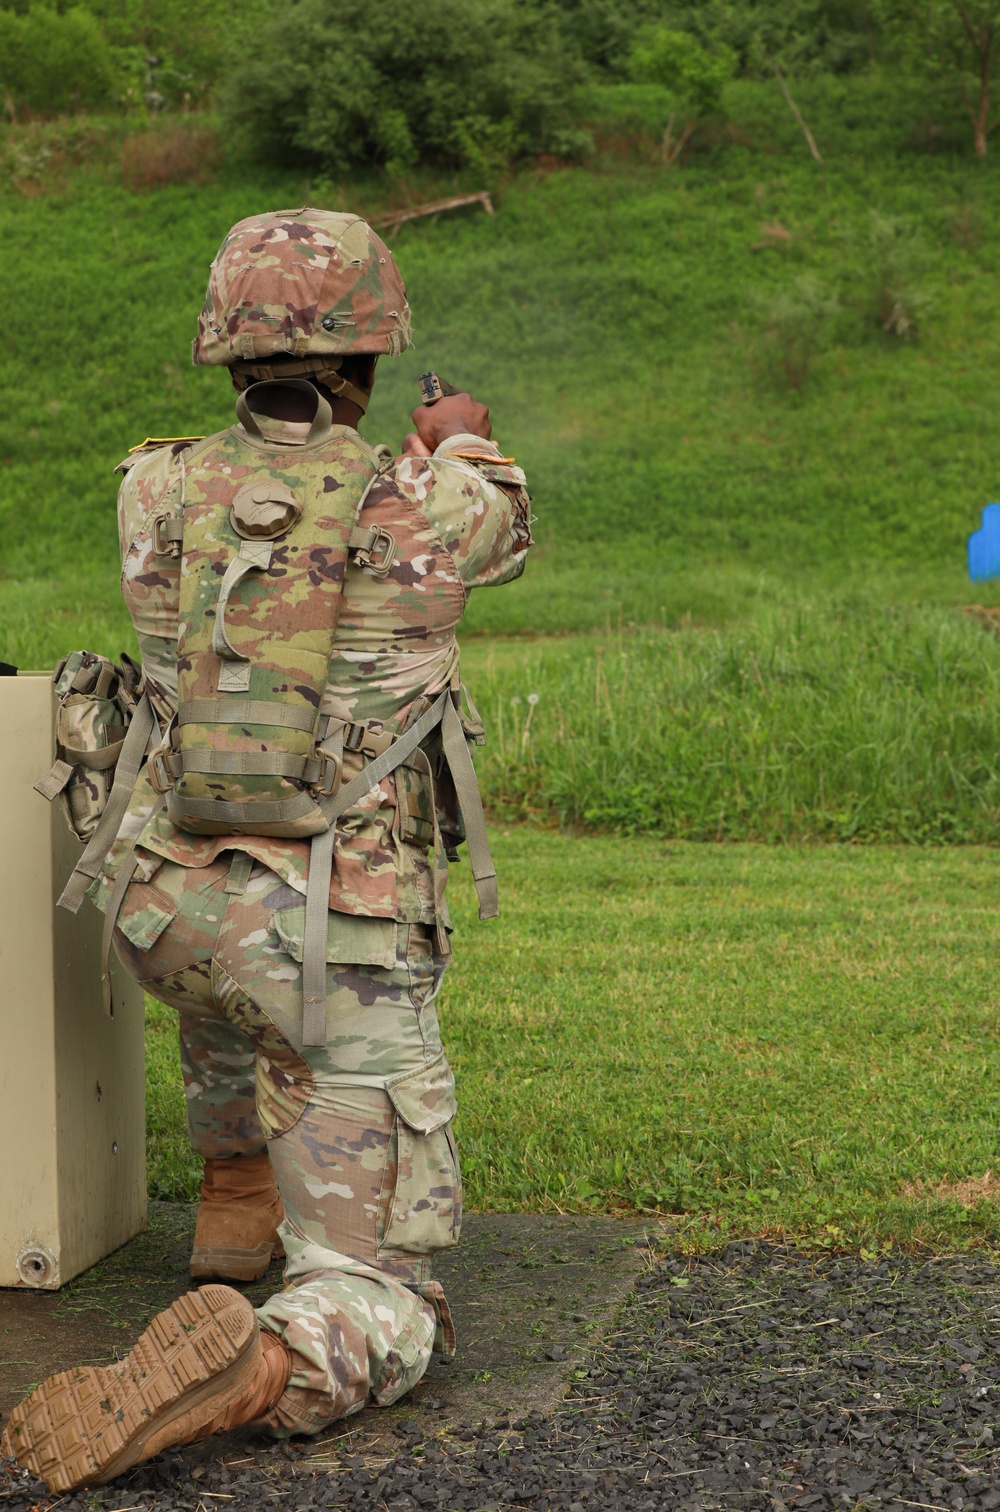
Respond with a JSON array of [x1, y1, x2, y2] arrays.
[[4, 1240, 1000, 1510]]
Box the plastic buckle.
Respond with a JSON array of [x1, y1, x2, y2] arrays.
[[354, 526, 396, 576], [314, 748, 342, 797], [146, 744, 174, 795], [151, 514, 181, 558]]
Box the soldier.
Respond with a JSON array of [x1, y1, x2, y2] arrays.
[[1, 208, 531, 1491]]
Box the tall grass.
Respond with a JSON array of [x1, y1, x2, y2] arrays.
[[473, 598, 1000, 843]]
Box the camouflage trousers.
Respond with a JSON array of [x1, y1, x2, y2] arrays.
[[111, 852, 459, 1438]]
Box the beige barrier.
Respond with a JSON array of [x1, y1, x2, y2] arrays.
[[0, 674, 146, 1288]]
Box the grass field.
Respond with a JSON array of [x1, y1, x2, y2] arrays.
[[7, 73, 1000, 1244], [5, 74, 1000, 663], [147, 829, 1000, 1251], [465, 603, 1000, 843]]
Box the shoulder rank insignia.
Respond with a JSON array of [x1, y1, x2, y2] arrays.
[[115, 435, 205, 475], [451, 449, 517, 466], [128, 435, 205, 454]]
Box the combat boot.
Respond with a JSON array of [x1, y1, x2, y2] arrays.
[[0, 1285, 292, 1492], [190, 1151, 284, 1283]]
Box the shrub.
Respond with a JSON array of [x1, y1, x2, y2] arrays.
[[863, 210, 932, 340], [748, 275, 840, 389], [0, 116, 117, 192], [628, 25, 736, 116], [628, 24, 736, 161], [0, 4, 116, 117], [220, 0, 584, 176]]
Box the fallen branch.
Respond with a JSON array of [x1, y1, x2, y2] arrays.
[[768, 57, 823, 164], [369, 190, 494, 237]]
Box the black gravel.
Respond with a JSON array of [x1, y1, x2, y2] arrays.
[[5, 1241, 1000, 1510]]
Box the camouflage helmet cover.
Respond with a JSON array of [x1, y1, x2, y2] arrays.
[[193, 207, 412, 367]]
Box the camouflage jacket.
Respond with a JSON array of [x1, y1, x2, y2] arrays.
[[94, 416, 531, 923]]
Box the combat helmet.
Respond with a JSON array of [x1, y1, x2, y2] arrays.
[[192, 208, 411, 409]]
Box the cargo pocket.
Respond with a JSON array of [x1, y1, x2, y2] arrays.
[[115, 877, 177, 952], [272, 907, 397, 969], [378, 1053, 462, 1257]]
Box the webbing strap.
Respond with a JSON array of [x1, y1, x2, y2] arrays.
[[212, 540, 272, 666], [170, 749, 321, 780], [301, 690, 451, 1046], [58, 736, 126, 772], [57, 695, 158, 915], [300, 722, 344, 1046], [34, 758, 75, 802], [179, 698, 318, 733], [301, 826, 337, 1048], [167, 790, 318, 825], [224, 850, 254, 895], [99, 793, 166, 1015], [439, 698, 499, 920], [348, 525, 379, 552], [235, 380, 334, 445]]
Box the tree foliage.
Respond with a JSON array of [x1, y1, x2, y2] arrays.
[[220, 0, 585, 175], [628, 25, 736, 114], [556, 0, 875, 77], [0, 4, 116, 116], [874, 0, 1000, 157]]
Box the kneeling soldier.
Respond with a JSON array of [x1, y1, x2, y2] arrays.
[[2, 208, 531, 1490]]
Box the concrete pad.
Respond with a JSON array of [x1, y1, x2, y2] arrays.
[[0, 1203, 650, 1439]]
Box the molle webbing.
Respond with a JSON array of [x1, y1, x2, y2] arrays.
[[166, 408, 385, 838], [179, 699, 318, 733]]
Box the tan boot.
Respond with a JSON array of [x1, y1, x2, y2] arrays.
[[190, 1151, 284, 1283], [0, 1286, 291, 1493]]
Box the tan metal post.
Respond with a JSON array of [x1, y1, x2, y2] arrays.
[[0, 674, 146, 1289]]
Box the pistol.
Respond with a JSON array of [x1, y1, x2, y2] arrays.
[[417, 372, 459, 405]]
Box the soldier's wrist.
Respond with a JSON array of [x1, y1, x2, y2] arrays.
[[433, 432, 500, 459]]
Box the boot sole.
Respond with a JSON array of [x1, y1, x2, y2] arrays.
[[189, 1240, 284, 1283], [0, 1285, 258, 1492]]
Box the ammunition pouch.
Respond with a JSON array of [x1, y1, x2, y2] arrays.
[[34, 651, 145, 844]]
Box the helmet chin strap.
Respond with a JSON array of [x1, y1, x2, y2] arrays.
[[230, 356, 371, 412]]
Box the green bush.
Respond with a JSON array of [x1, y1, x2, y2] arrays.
[[82, 0, 241, 109], [220, 0, 584, 175], [628, 24, 736, 116], [0, 4, 116, 116]]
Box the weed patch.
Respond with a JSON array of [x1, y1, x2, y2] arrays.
[[120, 123, 222, 192]]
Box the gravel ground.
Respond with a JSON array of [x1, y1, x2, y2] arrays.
[[4, 1240, 1000, 1511]]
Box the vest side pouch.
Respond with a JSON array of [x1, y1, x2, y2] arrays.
[[377, 1053, 462, 1257], [35, 651, 140, 843]]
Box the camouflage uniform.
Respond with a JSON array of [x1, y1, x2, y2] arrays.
[[92, 211, 532, 1435]]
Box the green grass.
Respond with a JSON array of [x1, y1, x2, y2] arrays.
[[5, 74, 1000, 663], [10, 76, 1000, 1244], [146, 828, 1000, 1249], [463, 597, 1000, 844]]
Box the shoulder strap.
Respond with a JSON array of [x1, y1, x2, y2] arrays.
[[299, 687, 498, 1046], [301, 690, 450, 1045], [99, 794, 166, 1015]]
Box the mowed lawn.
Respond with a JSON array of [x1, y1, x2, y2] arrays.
[[147, 829, 1000, 1250]]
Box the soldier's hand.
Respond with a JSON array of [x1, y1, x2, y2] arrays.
[[400, 432, 433, 459], [411, 392, 491, 451]]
